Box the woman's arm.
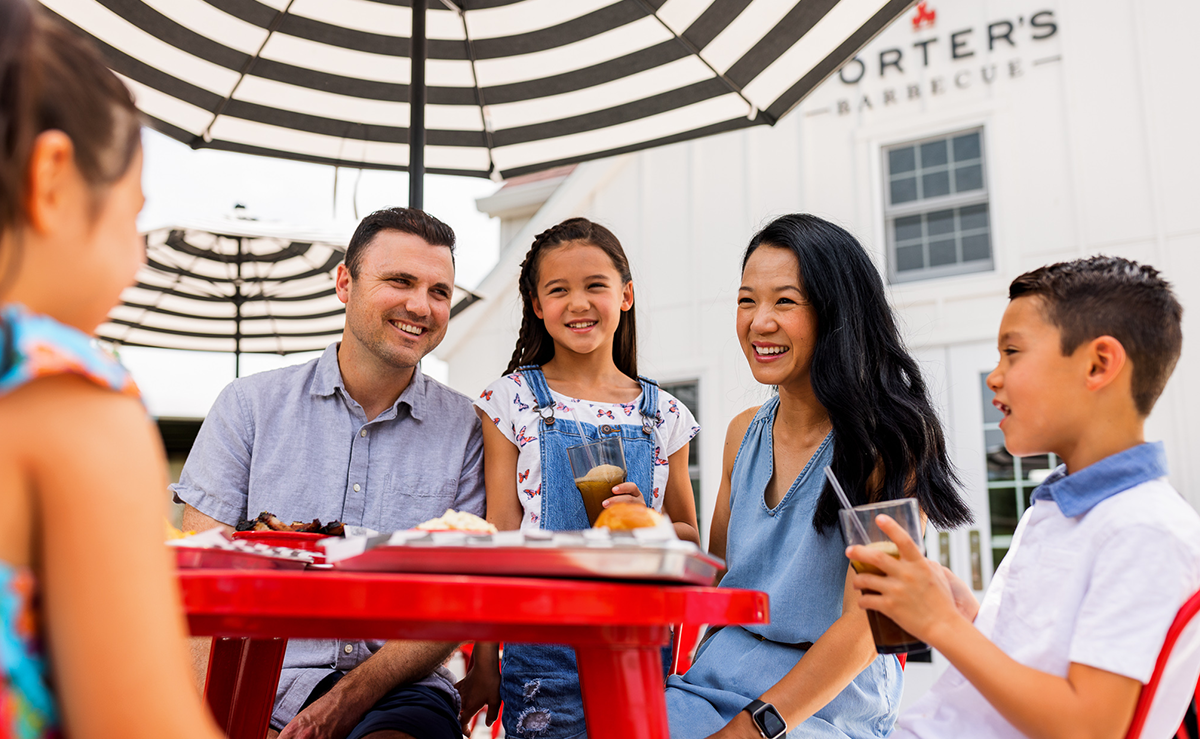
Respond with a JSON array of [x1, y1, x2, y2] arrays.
[[27, 375, 224, 739], [662, 443, 700, 544], [709, 409, 758, 562], [476, 407, 522, 532]]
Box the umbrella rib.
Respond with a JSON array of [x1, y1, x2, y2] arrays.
[[442, 1, 497, 177], [632, 0, 777, 125], [198, 0, 298, 145]]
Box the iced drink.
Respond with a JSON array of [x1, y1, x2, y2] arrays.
[[839, 497, 929, 654], [849, 541, 926, 653], [566, 436, 627, 528], [574, 463, 626, 526]]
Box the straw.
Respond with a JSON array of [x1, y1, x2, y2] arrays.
[[824, 466, 871, 545], [569, 405, 597, 471]]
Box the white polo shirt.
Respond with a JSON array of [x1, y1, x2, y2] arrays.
[[895, 442, 1200, 739]]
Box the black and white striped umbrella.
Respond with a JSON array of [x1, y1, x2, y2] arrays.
[[42, 0, 911, 196], [97, 218, 481, 374]]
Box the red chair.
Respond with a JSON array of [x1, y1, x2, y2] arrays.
[[670, 623, 705, 675], [1125, 588, 1200, 739]]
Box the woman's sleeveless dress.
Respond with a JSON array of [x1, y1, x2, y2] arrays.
[[0, 303, 140, 738], [664, 396, 901, 738], [499, 366, 662, 739]]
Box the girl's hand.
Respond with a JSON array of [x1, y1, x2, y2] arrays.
[[602, 481, 647, 507], [455, 646, 501, 734], [845, 514, 963, 645]]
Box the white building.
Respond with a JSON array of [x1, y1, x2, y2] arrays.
[[437, 0, 1198, 700]]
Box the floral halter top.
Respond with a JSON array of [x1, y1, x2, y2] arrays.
[[0, 303, 139, 738]]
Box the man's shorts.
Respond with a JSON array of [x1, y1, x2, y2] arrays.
[[303, 673, 461, 739]]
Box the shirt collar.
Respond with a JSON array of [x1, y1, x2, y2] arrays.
[[309, 342, 426, 421], [1031, 441, 1169, 517]]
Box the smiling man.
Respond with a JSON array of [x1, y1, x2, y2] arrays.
[[172, 208, 484, 739]]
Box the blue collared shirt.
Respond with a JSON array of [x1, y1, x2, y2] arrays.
[[1031, 441, 1170, 518], [171, 343, 485, 727]]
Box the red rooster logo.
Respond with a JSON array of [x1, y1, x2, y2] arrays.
[[912, 2, 936, 30]]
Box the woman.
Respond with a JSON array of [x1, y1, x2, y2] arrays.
[[0, 2, 226, 737], [664, 214, 972, 738]]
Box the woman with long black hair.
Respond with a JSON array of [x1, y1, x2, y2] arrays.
[[665, 214, 972, 738]]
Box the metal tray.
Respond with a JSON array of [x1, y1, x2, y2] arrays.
[[327, 530, 725, 585], [174, 547, 309, 570]]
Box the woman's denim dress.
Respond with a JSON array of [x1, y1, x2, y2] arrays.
[[665, 396, 902, 738], [500, 366, 661, 739]]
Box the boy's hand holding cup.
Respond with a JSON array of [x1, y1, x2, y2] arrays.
[[845, 509, 961, 650]]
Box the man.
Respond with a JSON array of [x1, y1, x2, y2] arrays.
[[173, 208, 484, 739]]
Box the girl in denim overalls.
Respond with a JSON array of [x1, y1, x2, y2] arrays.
[[462, 218, 701, 738]]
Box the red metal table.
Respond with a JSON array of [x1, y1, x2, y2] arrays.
[[180, 570, 768, 739]]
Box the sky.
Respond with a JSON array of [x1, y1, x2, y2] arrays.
[[123, 129, 501, 419]]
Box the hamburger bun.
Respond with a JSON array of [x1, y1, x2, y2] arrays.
[[593, 503, 663, 531]]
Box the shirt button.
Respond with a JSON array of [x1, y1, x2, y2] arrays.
[[353, 483, 361, 492], [360, 429, 367, 437], [343, 644, 353, 654]]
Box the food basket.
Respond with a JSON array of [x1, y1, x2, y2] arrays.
[[323, 528, 725, 585]]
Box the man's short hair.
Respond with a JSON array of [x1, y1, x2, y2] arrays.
[[344, 207, 456, 277], [1010, 256, 1183, 415]]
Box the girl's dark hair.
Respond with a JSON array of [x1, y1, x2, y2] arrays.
[[0, 0, 141, 374], [744, 214, 972, 533], [504, 217, 638, 379]]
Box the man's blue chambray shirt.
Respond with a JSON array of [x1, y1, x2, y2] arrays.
[[1031, 441, 1169, 517], [170, 343, 485, 729]]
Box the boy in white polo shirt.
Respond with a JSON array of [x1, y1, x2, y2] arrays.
[[848, 256, 1200, 739]]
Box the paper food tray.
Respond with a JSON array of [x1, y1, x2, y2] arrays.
[[170, 528, 316, 569], [324, 529, 725, 585]]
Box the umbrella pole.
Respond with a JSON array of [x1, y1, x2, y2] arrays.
[[409, 0, 425, 211]]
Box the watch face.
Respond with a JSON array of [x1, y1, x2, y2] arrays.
[[758, 707, 786, 737]]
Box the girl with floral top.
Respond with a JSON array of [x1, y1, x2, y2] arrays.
[[0, 2, 225, 738], [457, 218, 701, 738]]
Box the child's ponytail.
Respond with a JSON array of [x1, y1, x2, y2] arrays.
[[503, 218, 638, 379]]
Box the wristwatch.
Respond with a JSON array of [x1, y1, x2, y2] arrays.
[[744, 699, 787, 739]]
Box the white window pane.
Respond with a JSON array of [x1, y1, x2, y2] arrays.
[[889, 146, 916, 174], [953, 132, 981, 161], [955, 163, 984, 192], [929, 238, 957, 266], [891, 177, 918, 204], [896, 244, 924, 272], [922, 170, 950, 198], [962, 233, 991, 262], [920, 139, 948, 167]]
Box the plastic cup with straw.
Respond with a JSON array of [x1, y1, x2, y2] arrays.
[[566, 409, 627, 526], [828, 465, 929, 653]]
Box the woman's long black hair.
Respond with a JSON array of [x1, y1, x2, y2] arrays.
[[744, 214, 972, 532]]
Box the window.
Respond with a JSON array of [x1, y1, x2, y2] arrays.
[[980, 373, 1059, 569], [885, 130, 993, 283], [660, 380, 701, 516]]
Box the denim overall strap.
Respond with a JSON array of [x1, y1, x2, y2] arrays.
[[517, 364, 559, 429], [637, 375, 659, 435]]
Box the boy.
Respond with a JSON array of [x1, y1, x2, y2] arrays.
[[848, 256, 1200, 739]]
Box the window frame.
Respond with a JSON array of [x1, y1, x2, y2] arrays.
[[659, 379, 701, 516], [883, 127, 993, 284]]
